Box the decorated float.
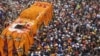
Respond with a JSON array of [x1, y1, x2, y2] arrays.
[[0, 1, 53, 56]]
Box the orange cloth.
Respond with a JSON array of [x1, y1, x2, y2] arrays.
[[0, 36, 5, 56]]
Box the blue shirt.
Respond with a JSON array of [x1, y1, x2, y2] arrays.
[[0, 10, 3, 19]]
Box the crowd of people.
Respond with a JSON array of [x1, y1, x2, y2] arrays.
[[0, 0, 100, 56], [29, 0, 100, 56]]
